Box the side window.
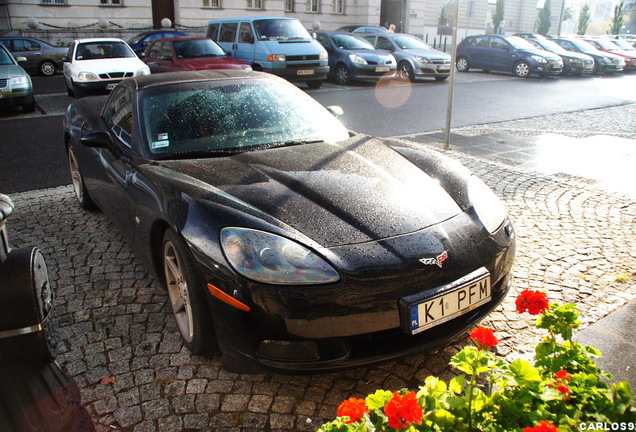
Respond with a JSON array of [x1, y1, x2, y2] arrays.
[[147, 41, 161, 59], [160, 42, 172, 59], [239, 22, 254, 43], [219, 23, 238, 43], [558, 41, 573, 51], [103, 87, 133, 148], [376, 37, 393, 51], [207, 23, 220, 40], [0, 40, 10, 50], [490, 38, 507, 50], [316, 34, 331, 50]]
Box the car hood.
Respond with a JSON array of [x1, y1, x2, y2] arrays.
[[154, 137, 464, 247], [523, 49, 562, 61], [401, 48, 450, 60], [561, 51, 593, 61], [0, 64, 28, 79], [348, 50, 394, 63], [73, 57, 147, 73], [175, 56, 251, 70]]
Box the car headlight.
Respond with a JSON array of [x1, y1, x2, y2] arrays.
[[77, 72, 99, 81], [531, 55, 548, 64], [570, 59, 582, 65], [319, 51, 328, 60], [220, 228, 340, 285], [600, 57, 611, 64], [349, 54, 367, 65], [10, 76, 30, 88], [267, 54, 286, 62], [415, 56, 431, 64], [467, 176, 508, 233], [135, 67, 151, 76]]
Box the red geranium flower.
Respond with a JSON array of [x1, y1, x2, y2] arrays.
[[516, 290, 550, 315], [337, 397, 369, 424], [523, 420, 558, 432], [384, 391, 423, 430], [554, 369, 572, 381], [469, 326, 499, 349]]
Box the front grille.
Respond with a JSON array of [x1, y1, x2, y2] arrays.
[[288, 62, 321, 69], [287, 55, 321, 61], [432, 59, 451, 64], [98, 72, 134, 79], [0, 79, 7, 88], [366, 60, 394, 66]]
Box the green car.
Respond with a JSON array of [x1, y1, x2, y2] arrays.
[[0, 44, 35, 112]]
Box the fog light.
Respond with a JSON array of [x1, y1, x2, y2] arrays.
[[256, 340, 320, 361]]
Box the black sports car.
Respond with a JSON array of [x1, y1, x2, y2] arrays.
[[63, 70, 515, 373]]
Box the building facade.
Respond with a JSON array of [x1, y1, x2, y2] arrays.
[[0, 0, 562, 47]]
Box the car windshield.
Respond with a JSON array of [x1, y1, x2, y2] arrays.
[[173, 39, 226, 58], [392, 35, 431, 50], [592, 39, 621, 51], [332, 34, 375, 50], [253, 19, 311, 41], [613, 39, 635, 50], [506, 36, 539, 50], [141, 77, 350, 158], [538, 40, 569, 54], [571, 39, 598, 52], [0, 48, 14, 65], [75, 42, 136, 60]]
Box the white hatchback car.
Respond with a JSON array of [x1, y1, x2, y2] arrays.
[[63, 38, 150, 97]]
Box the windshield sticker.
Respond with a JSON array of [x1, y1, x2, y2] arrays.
[[152, 134, 170, 150]]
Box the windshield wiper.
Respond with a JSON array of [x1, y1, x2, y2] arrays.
[[264, 138, 324, 149], [154, 148, 244, 160]]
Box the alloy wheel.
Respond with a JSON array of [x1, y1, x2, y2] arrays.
[[163, 240, 194, 343]]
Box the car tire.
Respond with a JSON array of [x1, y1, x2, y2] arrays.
[[435, 76, 449, 81], [306, 80, 323, 89], [398, 61, 415, 82], [67, 146, 96, 210], [23, 98, 36, 113], [334, 65, 351, 85], [514, 61, 531, 78], [456, 56, 470, 72], [39, 60, 57, 77], [162, 229, 219, 355]]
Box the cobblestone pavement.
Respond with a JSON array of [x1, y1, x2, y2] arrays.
[[6, 104, 636, 432]]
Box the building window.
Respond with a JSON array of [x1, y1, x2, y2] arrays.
[[202, 0, 221, 7], [307, 0, 319, 13], [100, 0, 122, 5], [247, 0, 263, 9], [285, 0, 294, 12], [39, 0, 67, 5], [332, 0, 343, 14]]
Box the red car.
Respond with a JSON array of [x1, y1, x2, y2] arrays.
[[142, 37, 251, 73], [582, 37, 636, 71]]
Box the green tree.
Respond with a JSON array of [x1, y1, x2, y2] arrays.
[[537, 0, 552, 35], [577, 3, 591, 35], [493, 0, 505, 34], [608, 0, 626, 34]]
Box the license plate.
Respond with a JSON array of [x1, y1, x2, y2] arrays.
[[297, 69, 315, 76], [439, 65, 451, 71], [401, 268, 491, 335], [375, 66, 390, 73], [106, 83, 117, 90]]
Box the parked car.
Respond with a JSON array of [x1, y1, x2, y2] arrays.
[[456, 35, 563, 77], [363, 32, 451, 81], [0, 44, 35, 112], [0, 36, 67, 76], [525, 38, 594, 75], [63, 38, 150, 97], [550, 37, 624, 74], [581, 37, 636, 71], [335, 25, 388, 34], [610, 37, 636, 52], [63, 69, 515, 373], [315, 31, 397, 84], [127, 30, 191, 56], [142, 37, 251, 73]]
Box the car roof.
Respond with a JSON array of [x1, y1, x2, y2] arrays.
[[126, 69, 266, 91], [74, 38, 128, 44], [152, 36, 210, 43]]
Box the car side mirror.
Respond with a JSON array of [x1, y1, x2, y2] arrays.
[[62, 56, 70, 62], [80, 131, 121, 156], [15, 56, 27, 63], [327, 105, 344, 118]]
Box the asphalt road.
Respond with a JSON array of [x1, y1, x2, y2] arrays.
[[1, 72, 635, 194]]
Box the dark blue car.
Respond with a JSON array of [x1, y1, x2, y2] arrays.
[[456, 35, 563, 77], [315, 31, 397, 85]]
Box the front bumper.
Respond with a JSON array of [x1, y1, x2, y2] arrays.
[[415, 62, 452, 78], [0, 88, 33, 109], [267, 65, 329, 82], [200, 213, 516, 373], [73, 79, 123, 94]]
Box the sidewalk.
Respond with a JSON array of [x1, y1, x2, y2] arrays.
[[5, 104, 636, 431]]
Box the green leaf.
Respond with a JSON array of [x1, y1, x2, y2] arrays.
[[509, 359, 542, 386], [365, 389, 393, 410], [449, 375, 466, 395]]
